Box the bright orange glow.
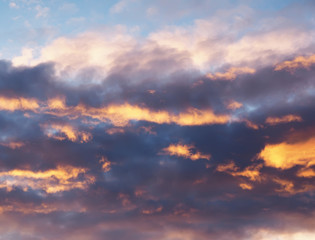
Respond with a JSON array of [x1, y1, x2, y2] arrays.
[[47, 102, 230, 127], [47, 97, 67, 110], [258, 137, 315, 169], [226, 100, 243, 110], [216, 161, 238, 172], [0, 165, 95, 193], [162, 144, 211, 161], [239, 183, 253, 190], [175, 107, 230, 126], [0, 95, 231, 127], [99, 157, 111, 172], [275, 54, 315, 72], [207, 67, 255, 80], [233, 165, 262, 181], [0, 96, 40, 111], [42, 123, 92, 143], [297, 168, 315, 178], [82, 104, 230, 126], [273, 178, 295, 194], [217, 161, 262, 182], [265, 114, 302, 125]]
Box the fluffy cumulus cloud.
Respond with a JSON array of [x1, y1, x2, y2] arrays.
[[0, 0, 315, 239]]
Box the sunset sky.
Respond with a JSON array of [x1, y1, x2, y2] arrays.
[[0, 0, 315, 239]]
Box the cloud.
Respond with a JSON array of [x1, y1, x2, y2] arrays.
[[28, 30, 136, 80], [275, 54, 315, 72], [0, 96, 40, 112], [265, 115, 303, 125], [35, 5, 49, 18], [216, 161, 262, 189], [1, 1, 315, 237], [41, 123, 92, 143], [2, 95, 230, 127], [9, 2, 19, 9], [110, 0, 131, 14], [207, 67, 256, 80], [11, 6, 315, 82], [0, 165, 95, 193], [149, 17, 315, 71], [226, 100, 243, 110], [162, 143, 211, 161], [258, 137, 315, 170], [12, 48, 34, 67]]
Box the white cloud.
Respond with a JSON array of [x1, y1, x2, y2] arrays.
[[35, 5, 49, 18], [9, 2, 19, 8], [251, 229, 315, 240], [11, 6, 315, 82], [149, 8, 315, 71], [12, 47, 34, 66], [110, 0, 131, 14], [24, 28, 137, 80]]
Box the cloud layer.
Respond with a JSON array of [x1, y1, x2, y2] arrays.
[[1, 0, 315, 239]]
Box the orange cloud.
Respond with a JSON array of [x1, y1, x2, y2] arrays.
[[272, 178, 315, 195], [0, 95, 233, 128], [0, 96, 40, 112], [275, 54, 315, 72], [226, 100, 243, 110], [296, 168, 315, 178], [217, 161, 262, 182], [47, 97, 67, 110], [0, 94, 232, 128], [0, 165, 95, 193], [258, 137, 315, 170], [265, 114, 302, 125], [42, 123, 92, 143], [99, 157, 111, 172], [239, 183, 253, 190], [46, 101, 231, 127], [207, 67, 255, 80], [273, 178, 295, 194], [216, 161, 239, 172], [162, 144, 211, 161]]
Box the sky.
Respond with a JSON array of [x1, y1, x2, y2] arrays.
[[0, 0, 315, 239]]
